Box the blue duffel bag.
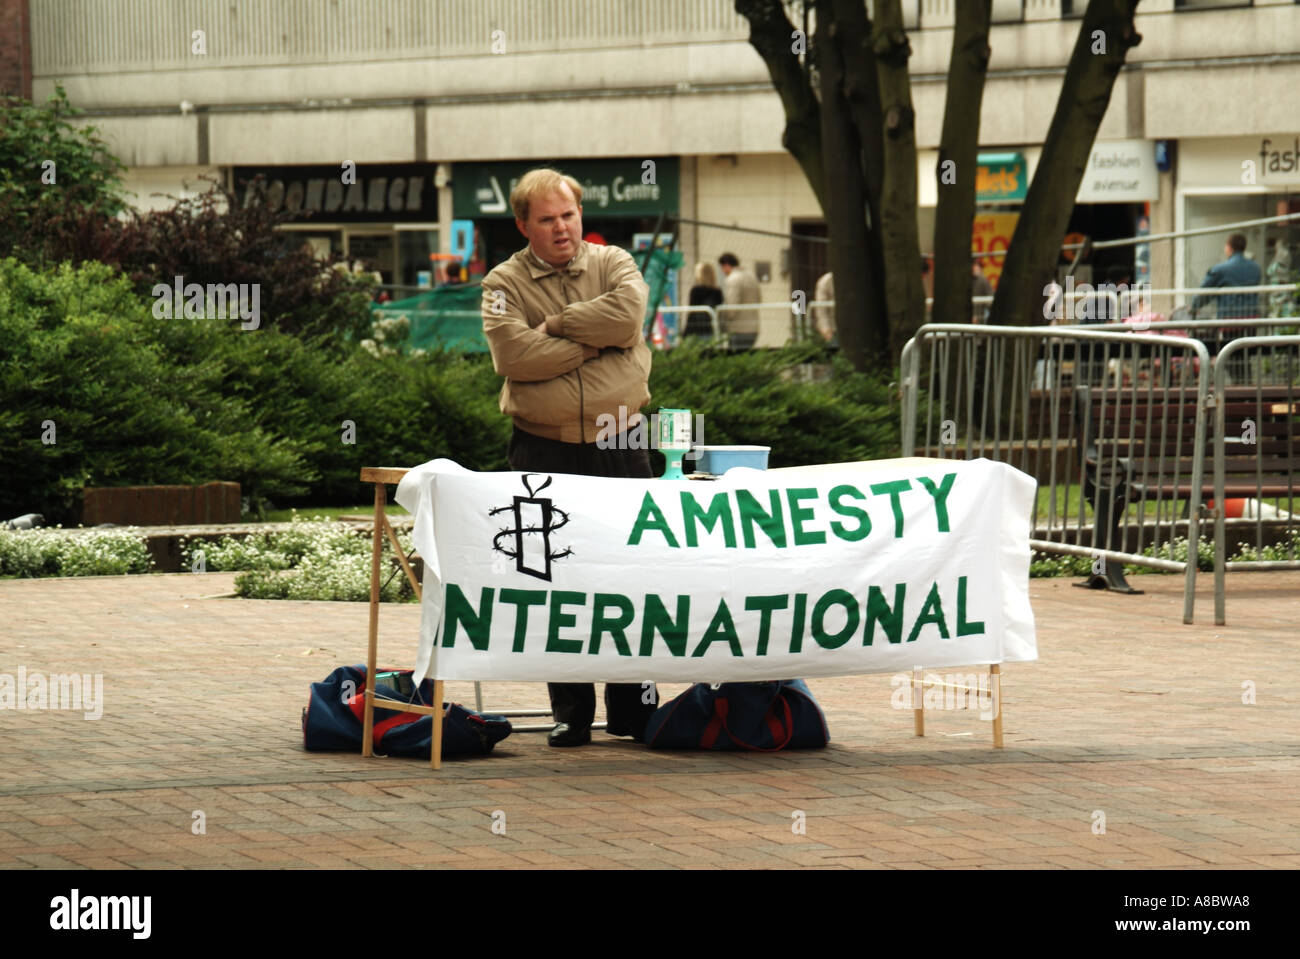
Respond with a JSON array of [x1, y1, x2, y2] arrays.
[[643, 679, 829, 751], [303, 664, 511, 758]]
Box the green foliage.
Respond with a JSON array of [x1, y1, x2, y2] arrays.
[[1231, 530, 1300, 562], [0, 87, 374, 341], [180, 517, 414, 602], [0, 85, 126, 249], [648, 340, 900, 468], [0, 527, 152, 578], [2, 257, 900, 523], [0, 257, 512, 520], [1030, 534, 1239, 579], [0, 259, 216, 521]]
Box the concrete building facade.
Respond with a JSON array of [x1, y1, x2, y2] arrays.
[[14, 0, 1300, 334]]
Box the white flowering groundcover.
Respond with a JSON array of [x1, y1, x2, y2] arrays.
[[0, 516, 416, 603]]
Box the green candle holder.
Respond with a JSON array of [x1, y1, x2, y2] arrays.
[[658, 408, 692, 480]]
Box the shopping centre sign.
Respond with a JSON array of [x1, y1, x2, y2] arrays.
[[453, 158, 679, 218]]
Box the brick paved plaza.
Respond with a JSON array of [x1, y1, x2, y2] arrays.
[[1, 570, 1296, 869]]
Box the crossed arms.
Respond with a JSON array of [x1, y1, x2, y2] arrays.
[[482, 248, 648, 383]]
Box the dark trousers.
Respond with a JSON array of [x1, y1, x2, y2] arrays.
[[507, 426, 660, 733]]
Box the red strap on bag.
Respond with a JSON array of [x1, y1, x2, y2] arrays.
[[727, 695, 793, 752], [345, 671, 429, 750], [700, 698, 728, 748], [701, 692, 795, 752]]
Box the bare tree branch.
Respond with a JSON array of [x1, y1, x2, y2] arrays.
[[735, 0, 826, 207], [932, 0, 992, 328], [989, 0, 1142, 326]]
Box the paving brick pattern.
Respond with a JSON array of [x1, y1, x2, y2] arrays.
[[0, 570, 1296, 869]]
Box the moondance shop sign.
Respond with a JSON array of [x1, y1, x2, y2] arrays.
[[394, 458, 1037, 683]]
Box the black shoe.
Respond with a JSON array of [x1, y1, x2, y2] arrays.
[[547, 723, 591, 748], [604, 724, 645, 742]]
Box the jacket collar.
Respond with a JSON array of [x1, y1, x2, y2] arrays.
[[524, 241, 588, 279]]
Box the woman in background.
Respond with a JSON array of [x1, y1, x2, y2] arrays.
[[685, 261, 724, 338]]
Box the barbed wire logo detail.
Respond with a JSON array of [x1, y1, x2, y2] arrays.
[[489, 473, 572, 581]]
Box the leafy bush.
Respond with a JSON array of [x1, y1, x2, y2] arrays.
[[0, 527, 152, 578], [1030, 533, 1237, 579], [180, 517, 414, 602], [1226, 529, 1300, 562], [1, 89, 374, 343], [0, 86, 126, 251], [647, 340, 900, 467]]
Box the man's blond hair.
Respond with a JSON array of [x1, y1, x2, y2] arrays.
[[510, 168, 583, 221]]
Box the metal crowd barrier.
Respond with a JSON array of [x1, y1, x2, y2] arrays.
[[656, 304, 719, 341], [713, 301, 836, 347], [900, 320, 1300, 625], [900, 324, 1212, 623], [1211, 335, 1300, 625]]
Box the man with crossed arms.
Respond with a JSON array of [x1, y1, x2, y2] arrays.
[[480, 167, 660, 747]]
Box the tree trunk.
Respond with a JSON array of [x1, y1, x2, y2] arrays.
[[827, 0, 889, 370], [988, 0, 1142, 326], [871, 0, 925, 361], [735, 0, 825, 208], [931, 1, 992, 328], [817, 0, 886, 370]]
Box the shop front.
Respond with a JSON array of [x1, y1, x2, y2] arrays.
[[232, 163, 442, 290], [1176, 135, 1300, 308], [919, 141, 1159, 297]]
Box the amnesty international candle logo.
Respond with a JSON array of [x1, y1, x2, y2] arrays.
[[488, 473, 572, 581]]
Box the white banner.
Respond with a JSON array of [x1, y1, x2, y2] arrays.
[[395, 457, 1037, 683]]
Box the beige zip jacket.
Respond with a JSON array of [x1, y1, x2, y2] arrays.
[[481, 241, 652, 443]]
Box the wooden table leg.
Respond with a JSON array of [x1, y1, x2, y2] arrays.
[[362, 482, 384, 758], [990, 664, 1003, 749], [912, 665, 925, 737]]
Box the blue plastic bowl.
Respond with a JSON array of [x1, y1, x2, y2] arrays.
[[693, 445, 771, 474]]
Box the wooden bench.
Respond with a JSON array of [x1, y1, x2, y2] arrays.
[[1073, 385, 1299, 592]]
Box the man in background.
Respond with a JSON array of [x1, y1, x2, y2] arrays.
[[1193, 233, 1262, 319], [718, 252, 761, 349]]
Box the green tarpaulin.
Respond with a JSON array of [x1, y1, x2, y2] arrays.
[[372, 284, 488, 353]]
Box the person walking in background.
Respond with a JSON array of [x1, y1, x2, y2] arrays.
[[685, 261, 723, 338], [813, 270, 836, 343], [717, 252, 761, 349], [479, 167, 659, 748], [1193, 232, 1262, 319]]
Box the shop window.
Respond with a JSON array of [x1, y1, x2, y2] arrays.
[[1183, 193, 1300, 309], [397, 228, 440, 290]]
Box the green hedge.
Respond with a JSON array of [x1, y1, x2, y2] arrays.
[[2, 258, 900, 522]]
